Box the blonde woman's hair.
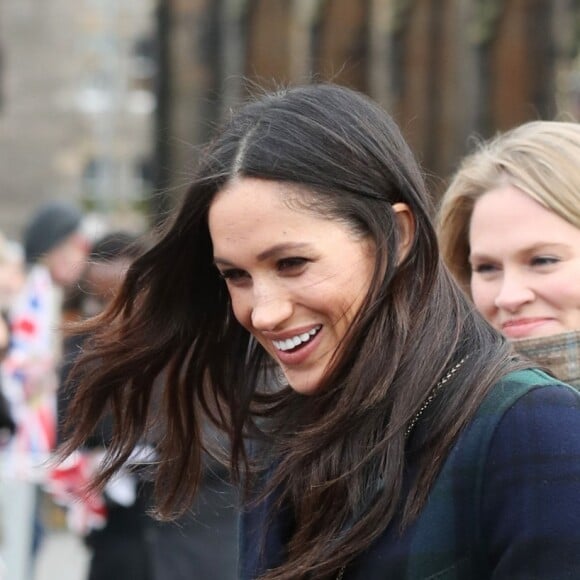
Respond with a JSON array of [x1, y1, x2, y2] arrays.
[[437, 120, 580, 294]]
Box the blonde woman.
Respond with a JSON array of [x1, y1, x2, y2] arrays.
[[438, 120, 580, 387]]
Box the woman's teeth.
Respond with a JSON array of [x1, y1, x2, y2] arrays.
[[273, 326, 320, 352]]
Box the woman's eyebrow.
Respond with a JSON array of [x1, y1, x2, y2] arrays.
[[256, 242, 311, 262], [214, 242, 312, 266]]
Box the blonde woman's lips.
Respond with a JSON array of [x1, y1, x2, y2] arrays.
[[501, 317, 553, 339]]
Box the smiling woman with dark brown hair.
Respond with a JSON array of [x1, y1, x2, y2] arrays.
[[62, 85, 580, 579]]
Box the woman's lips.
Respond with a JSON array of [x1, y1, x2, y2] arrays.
[[273, 326, 323, 365], [501, 318, 554, 339]]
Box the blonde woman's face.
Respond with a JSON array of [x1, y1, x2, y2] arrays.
[[469, 184, 580, 339]]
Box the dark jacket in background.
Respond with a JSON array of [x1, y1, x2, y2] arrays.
[[59, 332, 239, 580]]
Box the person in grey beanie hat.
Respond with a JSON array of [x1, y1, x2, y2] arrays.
[[24, 201, 82, 263], [22, 201, 88, 287]]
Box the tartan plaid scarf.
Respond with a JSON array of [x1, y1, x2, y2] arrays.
[[513, 330, 580, 389]]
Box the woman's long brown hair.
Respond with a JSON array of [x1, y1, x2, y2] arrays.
[[61, 84, 522, 579]]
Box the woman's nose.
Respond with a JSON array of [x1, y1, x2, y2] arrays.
[[494, 272, 534, 312], [250, 288, 293, 331]]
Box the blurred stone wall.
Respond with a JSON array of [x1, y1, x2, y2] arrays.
[[0, 1, 86, 239], [2, 1, 576, 234], [0, 0, 155, 241], [155, 0, 579, 216]]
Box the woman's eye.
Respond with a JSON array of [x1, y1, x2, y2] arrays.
[[530, 255, 559, 267], [277, 257, 308, 272], [471, 263, 497, 275], [219, 268, 248, 282]]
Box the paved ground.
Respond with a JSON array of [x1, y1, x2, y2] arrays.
[[33, 530, 89, 580]]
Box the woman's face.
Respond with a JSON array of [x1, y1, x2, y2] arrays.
[[469, 184, 580, 339], [208, 177, 376, 395]]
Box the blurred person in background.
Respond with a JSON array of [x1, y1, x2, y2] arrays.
[[147, 433, 239, 580], [0, 232, 23, 440], [0, 312, 15, 442], [0, 200, 89, 580], [56, 231, 153, 580], [438, 120, 580, 389], [0, 231, 23, 577], [24, 201, 89, 288], [0, 232, 25, 317], [56, 230, 238, 580]]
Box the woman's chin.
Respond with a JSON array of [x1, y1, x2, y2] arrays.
[[284, 372, 323, 396]]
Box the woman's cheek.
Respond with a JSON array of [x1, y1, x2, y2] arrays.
[[230, 293, 252, 330], [471, 279, 493, 317]]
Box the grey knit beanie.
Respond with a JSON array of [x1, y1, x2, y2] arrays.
[[23, 201, 83, 264]]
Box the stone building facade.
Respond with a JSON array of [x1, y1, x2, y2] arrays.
[[0, 0, 155, 240], [154, 0, 580, 218], [1, 1, 577, 234]]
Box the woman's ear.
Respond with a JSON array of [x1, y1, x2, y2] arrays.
[[392, 203, 415, 264]]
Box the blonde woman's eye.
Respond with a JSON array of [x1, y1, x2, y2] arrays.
[[472, 263, 497, 274], [531, 256, 558, 267]]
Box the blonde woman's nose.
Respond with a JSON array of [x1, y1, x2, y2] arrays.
[[493, 272, 534, 312]]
